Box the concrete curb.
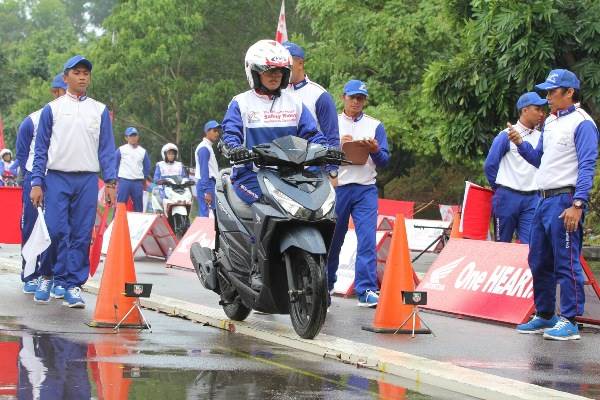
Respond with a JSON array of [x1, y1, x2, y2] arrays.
[[0, 257, 589, 400]]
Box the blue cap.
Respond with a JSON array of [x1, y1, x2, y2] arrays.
[[63, 55, 93, 72], [124, 127, 139, 136], [282, 42, 305, 59], [204, 120, 221, 133], [535, 69, 580, 90], [51, 73, 67, 90], [343, 80, 368, 96], [516, 92, 548, 110]]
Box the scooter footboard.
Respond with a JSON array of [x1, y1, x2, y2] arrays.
[[279, 226, 327, 255]]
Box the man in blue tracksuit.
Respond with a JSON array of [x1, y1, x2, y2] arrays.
[[16, 74, 67, 296], [326, 80, 390, 308], [484, 92, 546, 243], [30, 55, 117, 308], [283, 41, 340, 182], [195, 120, 220, 217], [115, 127, 151, 212], [511, 69, 598, 340]]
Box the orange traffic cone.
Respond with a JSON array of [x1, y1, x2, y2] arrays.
[[449, 212, 462, 238], [89, 203, 144, 328], [363, 214, 431, 334]]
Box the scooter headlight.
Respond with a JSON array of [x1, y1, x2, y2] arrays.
[[315, 182, 336, 218], [263, 178, 310, 219]]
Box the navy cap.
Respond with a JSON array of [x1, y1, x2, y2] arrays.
[[516, 92, 548, 110], [204, 120, 221, 133], [63, 55, 93, 72], [51, 73, 67, 90], [343, 80, 368, 96], [282, 41, 305, 59], [124, 127, 139, 136], [535, 69, 580, 90]]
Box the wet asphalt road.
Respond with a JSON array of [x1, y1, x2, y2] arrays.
[[0, 271, 471, 400]]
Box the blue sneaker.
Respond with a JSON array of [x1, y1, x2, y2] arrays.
[[34, 277, 52, 304], [50, 284, 66, 299], [22, 278, 39, 294], [543, 317, 581, 341], [63, 287, 85, 308], [516, 315, 559, 334], [357, 290, 379, 308]]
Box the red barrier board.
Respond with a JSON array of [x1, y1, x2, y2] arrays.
[[166, 217, 215, 270], [378, 199, 414, 218], [417, 238, 534, 324], [0, 187, 22, 244]]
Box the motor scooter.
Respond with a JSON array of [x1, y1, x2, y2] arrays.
[[151, 176, 195, 239], [191, 135, 345, 339]]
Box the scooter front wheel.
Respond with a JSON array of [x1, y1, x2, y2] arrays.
[[285, 249, 327, 339]]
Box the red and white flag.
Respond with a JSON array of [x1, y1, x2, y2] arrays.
[[0, 115, 5, 149], [275, 0, 288, 43]]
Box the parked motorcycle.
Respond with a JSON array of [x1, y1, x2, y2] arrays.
[[190, 135, 345, 339], [151, 176, 195, 239]]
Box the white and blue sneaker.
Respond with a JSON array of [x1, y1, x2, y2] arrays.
[[516, 315, 559, 334], [22, 278, 39, 294], [63, 287, 85, 308], [50, 284, 66, 299], [34, 277, 52, 304], [357, 289, 379, 308], [543, 317, 581, 341]]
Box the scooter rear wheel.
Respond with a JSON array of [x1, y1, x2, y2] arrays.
[[285, 249, 327, 339]]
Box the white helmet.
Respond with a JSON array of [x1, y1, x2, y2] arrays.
[[244, 39, 292, 91], [161, 143, 178, 162], [0, 149, 12, 159]]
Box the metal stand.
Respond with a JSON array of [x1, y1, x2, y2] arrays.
[[114, 299, 152, 332], [411, 226, 451, 264], [393, 306, 434, 338]]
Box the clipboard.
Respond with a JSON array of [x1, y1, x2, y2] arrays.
[[341, 140, 371, 165]]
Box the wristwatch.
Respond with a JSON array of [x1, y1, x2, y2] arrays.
[[573, 199, 585, 209], [328, 170, 338, 179]]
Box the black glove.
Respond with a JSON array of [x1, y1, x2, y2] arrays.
[[229, 146, 251, 163], [326, 148, 345, 162]]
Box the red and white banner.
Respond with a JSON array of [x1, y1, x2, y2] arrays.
[[166, 217, 215, 270], [0, 342, 18, 396], [460, 181, 493, 240], [0, 116, 5, 150], [275, 0, 288, 43], [0, 187, 22, 244], [417, 238, 534, 324], [101, 212, 177, 259]]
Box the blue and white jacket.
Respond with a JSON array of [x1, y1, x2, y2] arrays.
[[116, 144, 151, 180], [153, 161, 186, 182], [31, 92, 116, 186], [338, 112, 390, 186], [517, 105, 598, 202], [195, 138, 219, 192], [286, 76, 340, 149], [484, 120, 541, 191], [222, 89, 327, 177], [16, 109, 42, 173]]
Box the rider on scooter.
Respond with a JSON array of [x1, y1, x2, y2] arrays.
[[221, 39, 334, 290], [153, 143, 186, 199]]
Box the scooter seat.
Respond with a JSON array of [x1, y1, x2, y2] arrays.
[[223, 175, 254, 221]]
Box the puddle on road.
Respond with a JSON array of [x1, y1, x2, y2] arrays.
[[0, 331, 463, 400]]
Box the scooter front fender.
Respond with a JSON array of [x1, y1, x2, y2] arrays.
[[279, 226, 327, 255]]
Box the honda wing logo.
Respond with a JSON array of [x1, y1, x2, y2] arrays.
[[423, 256, 465, 291]]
